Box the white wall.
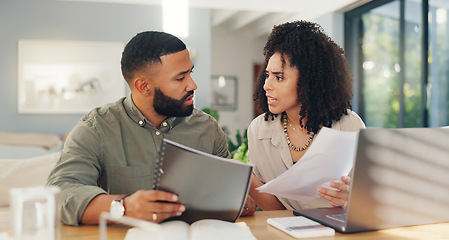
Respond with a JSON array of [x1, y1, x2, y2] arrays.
[[211, 28, 266, 139], [211, 12, 345, 140], [0, 0, 344, 140], [312, 12, 345, 48], [0, 0, 211, 135]]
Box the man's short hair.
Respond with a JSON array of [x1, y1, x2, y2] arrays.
[[121, 31, 187, 82]]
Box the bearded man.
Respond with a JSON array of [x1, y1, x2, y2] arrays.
[[47, 31, 231, 226]]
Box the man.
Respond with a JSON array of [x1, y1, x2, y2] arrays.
[[47, 31, 233, 226]]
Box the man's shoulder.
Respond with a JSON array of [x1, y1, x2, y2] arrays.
[[79, 98, 126, 125], [187, 108, 218, 124]]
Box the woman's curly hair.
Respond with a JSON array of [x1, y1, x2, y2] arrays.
[[253, 20, 353, 134]]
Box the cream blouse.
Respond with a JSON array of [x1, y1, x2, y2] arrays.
[[247, 110, 366, 210]]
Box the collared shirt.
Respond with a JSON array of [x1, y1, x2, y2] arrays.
[[47, 94, 230, 226], [247, 110, 365, 210]]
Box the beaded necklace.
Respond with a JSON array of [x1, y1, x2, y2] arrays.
[[282, 113, 315, 151]]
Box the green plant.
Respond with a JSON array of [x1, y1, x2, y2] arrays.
[[201, 107, 249, 164], [228, 129, 249, 164]]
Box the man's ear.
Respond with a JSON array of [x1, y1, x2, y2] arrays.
[[134, 78, 151, 95]]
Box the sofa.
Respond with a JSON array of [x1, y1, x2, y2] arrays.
[[0, 131, 64, 206]]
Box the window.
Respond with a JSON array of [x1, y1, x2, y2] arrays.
[[345, 0, 449, 127], [428, 0, 449, 126]]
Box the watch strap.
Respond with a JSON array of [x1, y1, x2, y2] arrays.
[[114, 194, 129, 203]]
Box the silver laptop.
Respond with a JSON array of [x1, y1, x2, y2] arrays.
[[294, 127, 449, 233]]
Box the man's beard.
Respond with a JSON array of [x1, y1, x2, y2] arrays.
[[153, 88, 194, 117]]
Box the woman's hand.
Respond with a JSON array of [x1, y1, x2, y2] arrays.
[[240, 195, 256, 217], [317, 176, 351, 207]]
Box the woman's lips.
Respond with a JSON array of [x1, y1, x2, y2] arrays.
[[266, 96, 276, 105]]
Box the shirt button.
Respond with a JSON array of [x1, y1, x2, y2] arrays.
[[156, 131, 161, 136], [162, 122, 168, 127], [138, 120, 144, 126]]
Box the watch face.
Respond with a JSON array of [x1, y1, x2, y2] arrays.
[[110, 201, 125, 218]]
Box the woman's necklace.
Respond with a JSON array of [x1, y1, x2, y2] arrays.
[[289, 123, 296, 131], [282, 113, 315, 152]]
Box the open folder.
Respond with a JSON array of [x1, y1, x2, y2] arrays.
[[153, 139, 253, 224]]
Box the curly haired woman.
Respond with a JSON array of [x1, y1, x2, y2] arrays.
[[246, 20, 365, 211]]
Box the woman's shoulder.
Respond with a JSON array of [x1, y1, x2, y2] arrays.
[[345, 109, 363, 120], [248, 113, 282, 139], [250, 113, 266, 124], [333, 110, 366, 131], [249, 113, 280, 128]]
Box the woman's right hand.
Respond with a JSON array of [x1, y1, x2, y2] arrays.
[[317, 175, 351, 207]]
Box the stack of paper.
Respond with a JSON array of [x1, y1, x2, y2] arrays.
[[257, 127, 358, 201]]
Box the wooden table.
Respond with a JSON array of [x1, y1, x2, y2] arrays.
[[59, 210, 449, 240]]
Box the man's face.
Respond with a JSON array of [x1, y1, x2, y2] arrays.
[[148, 49, 197, 117], [153, 88, 194, 117]]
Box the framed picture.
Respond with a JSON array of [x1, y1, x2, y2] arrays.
[[18, 40, 125, 114], [211, 75, 237, 111]]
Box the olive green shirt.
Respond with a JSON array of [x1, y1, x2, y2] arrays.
[[47, 94, 230, 226]]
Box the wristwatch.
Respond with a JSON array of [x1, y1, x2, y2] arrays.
[[110, 195, 128, 218]]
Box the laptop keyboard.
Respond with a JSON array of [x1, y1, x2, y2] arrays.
[[326, 214, 346, 223]]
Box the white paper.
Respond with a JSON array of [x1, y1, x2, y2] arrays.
[[256, 127, 358, 202]]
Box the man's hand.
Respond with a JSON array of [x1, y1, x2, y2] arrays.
[[240, 195, 256, 217], [123, 190, 185, 223], [317, 176, 351, 207]]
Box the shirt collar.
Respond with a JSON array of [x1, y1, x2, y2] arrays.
[[123, 93, 176, 131]]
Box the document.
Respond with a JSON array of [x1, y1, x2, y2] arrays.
[[124, 219, 257, 240], [256, 127, 358, 201]]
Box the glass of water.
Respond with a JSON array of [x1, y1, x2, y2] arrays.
[[10, 186, 60, 240]]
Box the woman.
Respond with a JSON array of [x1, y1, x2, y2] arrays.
[[247, 20, 365, 211]]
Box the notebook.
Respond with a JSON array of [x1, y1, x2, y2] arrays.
[[153, 139, 253, 224], [294, 127, 449, 233], [267, 216, 335, 238]]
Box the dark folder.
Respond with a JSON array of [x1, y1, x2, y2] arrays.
[[153, 138, 253, 224]]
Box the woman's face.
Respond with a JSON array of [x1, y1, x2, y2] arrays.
[[263, 52, 300, 115]]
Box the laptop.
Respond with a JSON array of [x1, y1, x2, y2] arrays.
[[294, 127, 449, 233]]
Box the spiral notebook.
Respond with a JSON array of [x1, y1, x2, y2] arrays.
[[153, 138, 253, 224]]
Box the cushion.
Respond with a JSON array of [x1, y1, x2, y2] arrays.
[[0, 151, 61, 206], [0, 131, 62, 150], [0, 144, 61, 159]]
